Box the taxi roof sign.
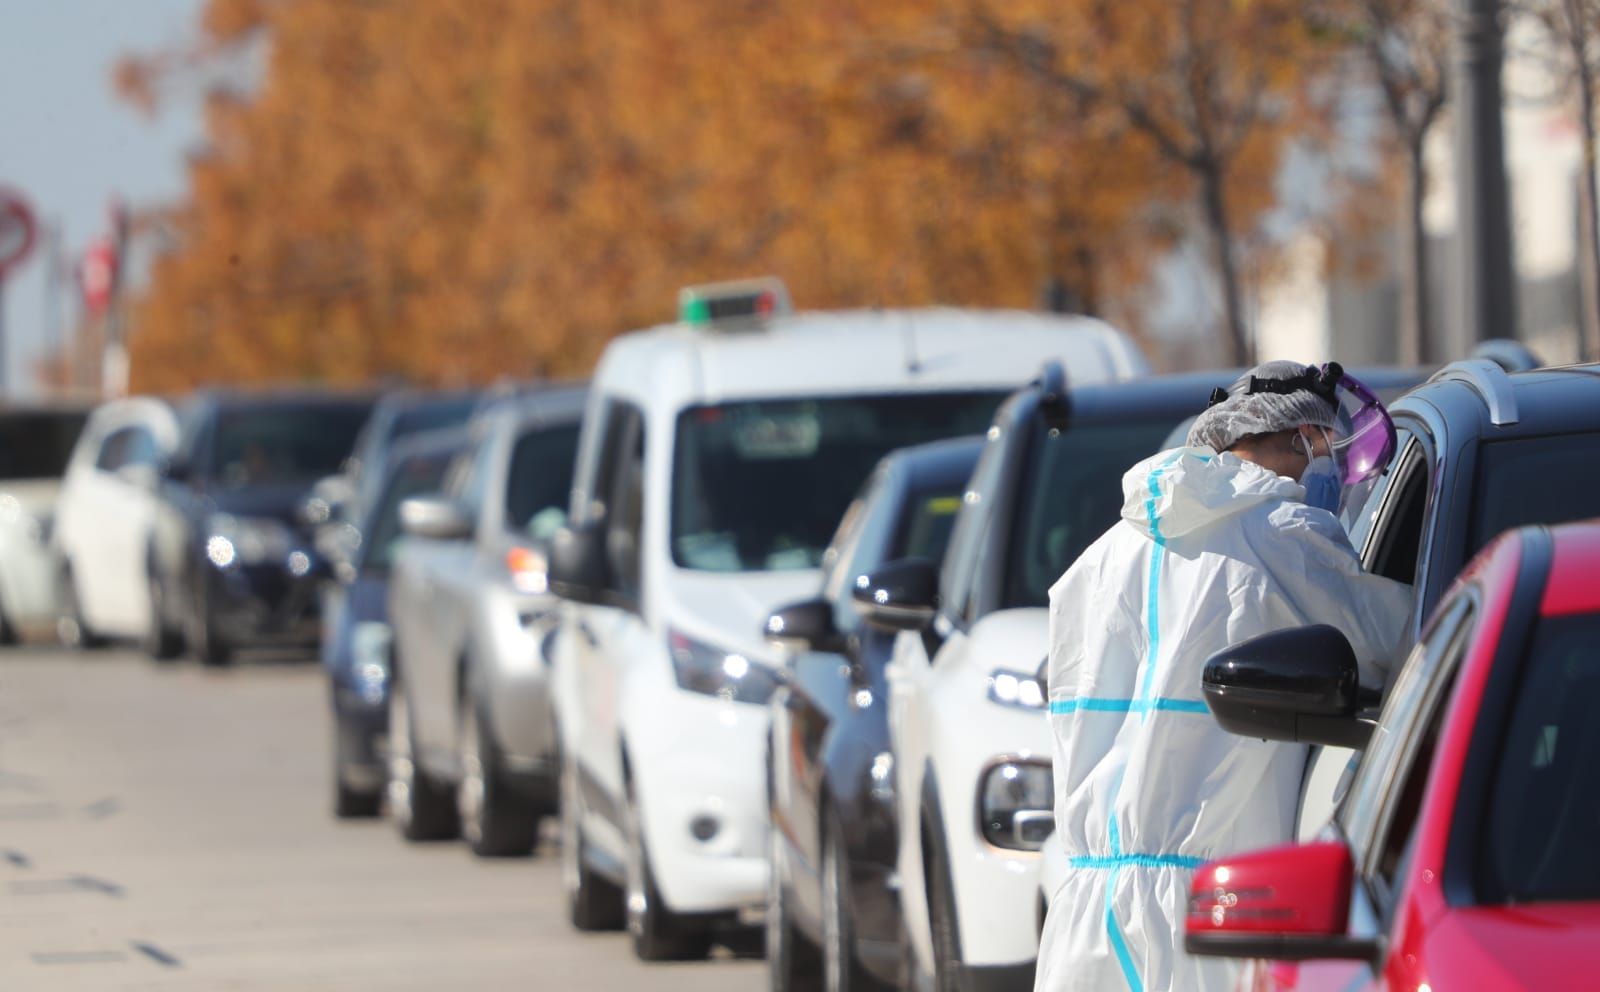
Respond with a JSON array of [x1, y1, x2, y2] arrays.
[[678, 277, 793, 327]]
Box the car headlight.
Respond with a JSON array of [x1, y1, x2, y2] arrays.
[[207, 514, 295, 568], [987, 667, 1047, 710], [351, 621, 392, 705], [979, 759, 1054, 851], [667, 627, 780, 705]]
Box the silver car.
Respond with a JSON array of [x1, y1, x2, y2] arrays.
[[386, 385, 585, 856]]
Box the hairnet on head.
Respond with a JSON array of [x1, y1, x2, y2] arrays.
[[1186, 360, 1339, 452]]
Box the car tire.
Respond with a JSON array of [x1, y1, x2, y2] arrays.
[[924, 814, 964, 992], [189, 604, 232, 667], [822, 811, 888, 992], [333, 725, 382, 819], [768, 816, 821, 991], [625, 777, 713, 961], [386, 680, 459, 840], [560, 751, 624, 931], [458, 693, 539, 857], [55, 564, 106, 650], [143, 574, 184, 661]]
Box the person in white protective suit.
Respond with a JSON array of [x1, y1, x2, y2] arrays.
[[1034, 361, 1412, 992]]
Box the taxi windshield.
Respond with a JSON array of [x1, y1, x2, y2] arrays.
[[670, 392, 1003, 572]]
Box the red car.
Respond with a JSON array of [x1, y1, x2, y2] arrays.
[[1185, 520, 1600, 990]]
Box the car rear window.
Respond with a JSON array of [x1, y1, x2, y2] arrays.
[[1478, 611, 1600, 903], [505, 423, 580, 540], [1470, 433, 1600, 556]]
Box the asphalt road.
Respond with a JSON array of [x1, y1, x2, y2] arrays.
[[0, 647, 763, 991]]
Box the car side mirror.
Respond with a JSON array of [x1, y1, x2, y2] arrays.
[[548, 521, 610, 605], [764, 597, 845, 655], [398, 495, 473, 541], [853, 557, 940, 633], [1185, 841, 1379, 963], [1202, 624, 1375, 750]]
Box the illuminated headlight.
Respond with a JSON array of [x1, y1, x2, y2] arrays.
[[207, 514, 295, 568], [351, 621, 392, 705], [987, 667, 1047, 710], [667, 628, 780, 705], [979, 759, 1054, 851]]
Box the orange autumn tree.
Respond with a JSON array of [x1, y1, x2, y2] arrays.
[[120, 0, 1342, 390]]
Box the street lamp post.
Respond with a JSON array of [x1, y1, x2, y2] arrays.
[[1454, 0, 1519, 348]]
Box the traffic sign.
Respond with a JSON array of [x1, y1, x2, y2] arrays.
[[0, 190, 37, 278]]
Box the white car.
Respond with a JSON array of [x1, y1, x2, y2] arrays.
[[863, 374, 1208, 990], [547, 278, 1148, 962], [53, 397, 180, 651], [0, 404, 92, 644]]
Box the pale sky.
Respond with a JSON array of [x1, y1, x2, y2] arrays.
[[0, 0, 205, 397]]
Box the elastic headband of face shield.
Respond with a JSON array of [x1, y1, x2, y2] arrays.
[[1207, 362, 1396, 484]]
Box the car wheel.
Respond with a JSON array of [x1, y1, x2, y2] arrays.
[[458, 693, 539, 857], [55, 564, 105, 650], [0, 589, 18, 646], [333, 720, 381, 819], [624, 777, 713, 961], [560, 750, 624, 931], [189, 605, 232, 667], [823, 812, 887, 992], [768, 818, 821, 991], [924, 818, 964, 992], [386, 681, 458, 840], [143, 574, 184, 661]]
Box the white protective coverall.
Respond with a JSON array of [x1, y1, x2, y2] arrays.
[[1034, 447, 1410, 992]]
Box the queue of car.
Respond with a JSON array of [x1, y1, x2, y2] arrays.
[[9, 275, 1599, 991]]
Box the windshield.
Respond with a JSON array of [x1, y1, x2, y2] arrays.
[[1479, 611, 1600, 903], [0, 411, 87, 480], [1470, 433, 1600, 556], [1003, 417, 1183, 608], [390, 398, 477, 441], [505, 423, 580, 541], [671, 391, 1005, 572], [209, 405, 372, 489], [360, 449, 456, 573]]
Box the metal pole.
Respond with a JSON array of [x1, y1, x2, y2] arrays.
[[1454, 0, 1519, 348], [0, 275, 8, 396]]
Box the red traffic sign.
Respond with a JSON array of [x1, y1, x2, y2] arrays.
[[82, 237, 117, 314], [0, 190, 37, 278]]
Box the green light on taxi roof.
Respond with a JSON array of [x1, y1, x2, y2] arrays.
[[681, 296, 713, 324]]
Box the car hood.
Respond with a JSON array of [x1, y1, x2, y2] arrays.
[[0, 480, 63, 515], [662, 567, 822, 665], [206, 483, 315, 523], [1429, 903, 1600, 989]]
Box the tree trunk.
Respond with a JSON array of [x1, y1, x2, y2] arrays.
[[1200, 165, 1250, 366], [1399, 134, 1431, 366], [1575, 41, 1600, 362]]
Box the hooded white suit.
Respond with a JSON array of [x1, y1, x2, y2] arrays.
[[1034, 448, 1410, 992]]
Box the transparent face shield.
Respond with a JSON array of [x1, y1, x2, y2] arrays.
[[1320, 364, 1396, 485]]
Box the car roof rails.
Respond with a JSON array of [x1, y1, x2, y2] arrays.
[[1429, 358, 1519, 426]]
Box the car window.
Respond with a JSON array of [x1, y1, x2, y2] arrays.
[[599, 402, 646, 602], [208, 405, 370, 489], [1001, 416, 1181, 609], [1340, 596, 1474, 883], [896, 489, 963, 562], [940, 427, 1007, 626], [504, 423, 580, 541], [820, 471, 883, 633], [1344, 427, 1414, 549], [1478, 611, 1600, 903], [1469, 432, 1600, 557], [448, 432, 498, 520], [0, 411, 88, 480], [1357, 436, 1430, 587], [122, 426, 160, 468], [668, 391, 1003, 573], [359, 448, 458, 573]]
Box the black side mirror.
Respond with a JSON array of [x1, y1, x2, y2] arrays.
[[764, 597, 844, 655], [1202, 624, 1375, 750], [548, 521, 609, 606], [853, 557, 940, 633]]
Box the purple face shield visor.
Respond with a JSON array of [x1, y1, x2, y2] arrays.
[[1319, 364, 1396, 484]]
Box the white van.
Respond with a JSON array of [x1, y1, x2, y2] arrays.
[[548, 280, 1146, 961]]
